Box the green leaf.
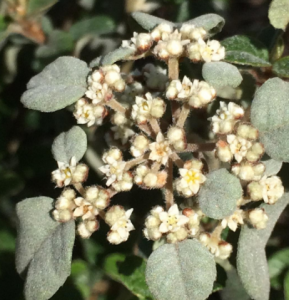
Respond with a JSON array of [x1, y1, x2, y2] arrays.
[[262, 158, 282, 176], [269, 0, 289, 30], [146, 239, 216, 300], [104, 253, 153, 300], [131, 12, 174, 31], [198, 169, 243, 219], [237, 229, 270, 300], [36, 30, 74, 58], [27, 0, 58, 16], [52, 126, 87, 163], [101, 47, 135, 66], [273, 56, 289, 78], [237, 194, 289, 300], [21, 56, 90, 112], [71, 260, 90, 299], [213, 264, 227, 293], [15, 197, 75, 300], [202, 62, 243, 89], [70, 16, 115, 41], [285, 271, 289, 300], [183, 14, 225, 37], [268, 248, 289, 278], [221, 35, 271, 67], [251, 78, 289, 162]]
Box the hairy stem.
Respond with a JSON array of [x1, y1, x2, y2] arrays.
[[211, 222, 224, 240], [176, 104, 190, 128], [170, 152, 184, 168], [165, 158, 174, 210], [107, 98, 127, 115], [73, 183, 86, 197], [149, 118, 161, 135], [124, 153, 149, 171], [137, 123, 154, 138], [178, 142, 216, 153], [152, 161, 161, 172], [168, 58, 179, 80]]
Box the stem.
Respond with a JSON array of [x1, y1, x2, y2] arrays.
[[149, 118, 161, 135], [211, 222, 224, 240], [164, 158, 174, 210], [170, 152, 184, 168], [137, 123, 154, 138], [168, 58, 179, 80], [151, 161, 161, 172], [124, 153, 149, 171], [107, 98, 127, 115], [73, 183, 86, 197], [178, 142, 216, 153], [176, 104, 190, 128]]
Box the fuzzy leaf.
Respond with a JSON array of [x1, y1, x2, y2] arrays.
[[285, 271, 289, 299], [15, 197, 75, 300], [70, 16, 115, 40], [89, 56, 102, 68], [131, 12, 174, 30], [104, 254, 153, 299], [251, 77, 289, 162], [262, 158, 283, 176], [202, 62, 243, 88], [183, 14, 225, 37], [268, 248, 289, 278], [146, 239, 216, 300], [237, 193, 289, 300], [100, 47, 135, 66], [52, 126, 87, 163], [21, 56, 90, 112], [221, 35, 271, 67], [27, 0, 58, 16], [272, 56, 289, 78], [198, 169, 243, 219], [269, 0, 289, 30]]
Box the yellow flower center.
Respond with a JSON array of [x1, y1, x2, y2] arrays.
[[142, 101, 150, 111], [64, 167, 72, 178], [185, 170, 200, 184], [167, 215, 178, 226]]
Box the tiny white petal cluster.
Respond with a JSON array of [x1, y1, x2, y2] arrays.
[[51, 157, 88, 188], [122, 32, 153, 53], [130, 134, 150, 157], [180, 24, 207, 41], [131, 93, 166, 124], [134, 164, 167, 188], [149, 133, 172, 165], [232, 161, 265, 181], [221, 209, 244, 232], [210, 102, 244, 135], [105, 206, 134, 244], [175, 159, 206, 197], [248, 208, 268, 229], [167, 126, 186, 151], [187, 80, 216, 108], [183, 208, 202, 237]]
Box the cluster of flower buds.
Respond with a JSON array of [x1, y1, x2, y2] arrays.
[[247, 208, 268, 229], [51, 157, 89, 188], [99, 148, 133, 192], [134, 164, 167, 189], [199, 232, 233, 259], [166, 76, 216, 108]]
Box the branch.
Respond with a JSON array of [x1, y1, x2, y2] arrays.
[[149, 118, 161, 135], [178, 143, 216, 153], [176, 104, 190, 128], [170, 152, 184, 168], [107, 98, 127, 114], [164, 158, 174, 210]]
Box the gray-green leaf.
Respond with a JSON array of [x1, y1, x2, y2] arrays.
[[146, 239, 216, 300], [52, 126, 87, 163], [221, 35, 271, 67], [100, 47, 135, 66], [202, 62, 243, 89], [131, 12, 174, 31], [15, 197, 75, 300], [269, 0, 289, 30], [198, 169, 243, 219], [251, 77, 289, 162], [21, 56, 90, 112], [262, 158, 283, 176], [273, 56, 289, 78]]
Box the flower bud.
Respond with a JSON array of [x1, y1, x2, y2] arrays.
[[53, 209, 72, 222], [216, 140, 233, 162], [236, 123, 258, 140], [73, 164, 89, 183], [247, 181, 263, 201], [248, 208, 268, 229]]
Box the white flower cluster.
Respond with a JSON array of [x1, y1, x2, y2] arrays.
[[105, 206, 134, 244], [99, 148, 133, 192], [166, 76, 216, 108], [175, 159, 206, 197], [232, 161, 265, 181], [221, 209, 244, 232], [134, 164, 167, 189], [199, 233, 233, 260], [247, 175, 284, 205], [149, 132, 172, 165], [51, 157, 89, 188]]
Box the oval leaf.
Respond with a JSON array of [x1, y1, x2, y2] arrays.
[[202, 62, 243, 89], [183, 14, 225, 37], [131, 12, 174, 31], [198, 169, 243, 219], [104, 254, 153, 299], [272, 56, 289, 78], [221, 35, 271, 67], [269, 0, 289, 30], [146, 239, 216, 300], [21, 56, 90, 112], [52, 126, 87, 163], [268, 248, 289, 278], [262, 158, 283, 176], [251, 77, 289, 162], [101, 47, 136, 66], [16, 197, 75, 300]]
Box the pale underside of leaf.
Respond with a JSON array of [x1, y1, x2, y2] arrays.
[[269, 0, 289, 30], [100, 47, 136, 66], [131, 12, 174, 31]]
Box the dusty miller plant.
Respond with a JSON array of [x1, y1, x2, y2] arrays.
[[15, 2, 289, 300]]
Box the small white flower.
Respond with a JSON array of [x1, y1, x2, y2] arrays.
[[210, 102, 244, 134], [99, 160, 126, 186], [221, 209, 244, 232], [167, 126, 186, 151], [166, 76, 194, 101], [151, 23, 174, 41], [85, 186, 110, 210], [232, 161, 265, 181], [188, 80, 216, 108], [112, 171, 133, 192], [248, 208, 268, 229], [86, 82, 113, 104], [166, 79, 182, 100], [131, 32, 153, 52], [236, 123, 258, 140], [134, 164, 167, 188], [149, 133, 172, 165], [180, 24, 207, 41], [73, 197, 99, 220], [175, 159, 206, 197], [217, 242, 233, 260], [77, 219, 99, 239], [51, 157, 77, 187], [259, 176, 284, 205], [130, 134, 150, 158], [105, 206, 135, 244], [131, 93, 166, 124], [102, 148, 123, 164], [158, 204, 189, 233], [227, 134, 252, 163], [215, 140, 233, 162], [183, 208, 201, 237], [197, 39, 225, 62], [144, 206, 164, 241]]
